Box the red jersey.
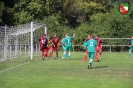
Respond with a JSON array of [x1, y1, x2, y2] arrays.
[[39, 36, 44, 50], [96, 38, 102, 46], [39, 36, 48, 50], [52, 37, 59, 46]]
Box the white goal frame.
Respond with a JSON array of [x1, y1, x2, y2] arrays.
[[30, 22, 47, 60], [3, 22, 47, 61]]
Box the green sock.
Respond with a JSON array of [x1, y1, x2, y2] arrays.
[[89, 63, 92, 67], [65, 53, 68, 58], [128, 54, 130, 58], [62, 54, 65, 58], [67, 56, 70, 59]]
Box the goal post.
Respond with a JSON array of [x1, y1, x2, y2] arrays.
[[30, 22, 47, 60], [0, 22, 48, 61], [30, 22, 33, 60]]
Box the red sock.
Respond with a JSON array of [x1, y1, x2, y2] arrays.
[[83, 55, 87, 62], [49, 51, 53, 57], [43, 52, 47, 57], [42, 53, 44, 57]]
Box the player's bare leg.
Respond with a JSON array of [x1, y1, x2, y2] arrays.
[[42, 51, 47, 60], [50, 50, 53, 57], [48, 48, 53, 58], [62, 50, 67, 59], [67, 51, 71, 59], [99, 49, 102, 59], [47, 49, 50, 57], [42, 50, 45, 60], [56, 50, 58, 57], [42, 53, 44, 60]]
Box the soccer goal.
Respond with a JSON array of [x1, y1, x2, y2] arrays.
[[0, 22, 47, 61]]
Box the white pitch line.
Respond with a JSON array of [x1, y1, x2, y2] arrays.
[[0, 59, 38, 74]]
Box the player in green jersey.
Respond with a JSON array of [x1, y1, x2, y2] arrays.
[[62, 33, 75, 59], [127, 36, 133, 58], [61, 37, 68, 59], [84, 35, 97, 69]]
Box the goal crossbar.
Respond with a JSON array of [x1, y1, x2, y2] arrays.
[[8, 22, 46, 36]]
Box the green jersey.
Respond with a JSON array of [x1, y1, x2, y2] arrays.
[[65, 36, 73, 46], [131, 40, 133, 46], [61, 38, 67, 50], [61, 38, 66, 43], [85, 39, 97, 52], [130, 40, 133, 48]]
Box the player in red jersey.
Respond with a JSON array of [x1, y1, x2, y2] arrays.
[[39, 34, 48, 60], [47, 36, 54, 58], [83, 34, 91, 62], [52, 34, 59, 57], [94, 35, 102, 62]]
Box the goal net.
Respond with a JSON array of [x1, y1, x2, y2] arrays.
[[0, 22, 47, 61]]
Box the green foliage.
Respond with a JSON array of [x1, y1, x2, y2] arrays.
[[0, 1, 14, 25], [73, 10, 133, 44], [14, 11, 34, 24], [1, 0, 133, 46], [0, 1, 4, 24]]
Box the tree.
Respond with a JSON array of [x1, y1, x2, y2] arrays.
[[0, 1, 14, 25]]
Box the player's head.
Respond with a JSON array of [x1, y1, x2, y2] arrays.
[[54, 34, 57, 38], [90, 35, 94, 39], [96, 35, 99, 39], [88, 34, 91, 38], [42, 34, 46, 37], [132, 36, 133, 39], [65, 33, 69, 37], [47, 35, 50, 40]]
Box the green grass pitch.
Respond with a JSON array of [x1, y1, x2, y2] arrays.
[[0, 52, 133, 88]]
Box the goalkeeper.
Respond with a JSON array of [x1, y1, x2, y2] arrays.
[[127, 36, 133, 58]]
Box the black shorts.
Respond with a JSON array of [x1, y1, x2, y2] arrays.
[[42, 44, 47, 50]]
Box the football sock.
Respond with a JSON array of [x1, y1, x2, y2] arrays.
[[42, 53, 44, 57], [84, 55, 87, 62], [62, 53, 68, 59], [67, 56, 70, 59], [128, 54, 130, 58], [89, 59, 93, 67], [62, 54, 65, 58], [65, 53, 68, 57], [89, 63, 92, 67], [44, 53, 47, 57]]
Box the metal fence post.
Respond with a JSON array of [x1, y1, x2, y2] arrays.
[[4, 25, 7, 60]]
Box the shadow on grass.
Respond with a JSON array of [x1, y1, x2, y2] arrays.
[[94, 66, 109, 69]]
